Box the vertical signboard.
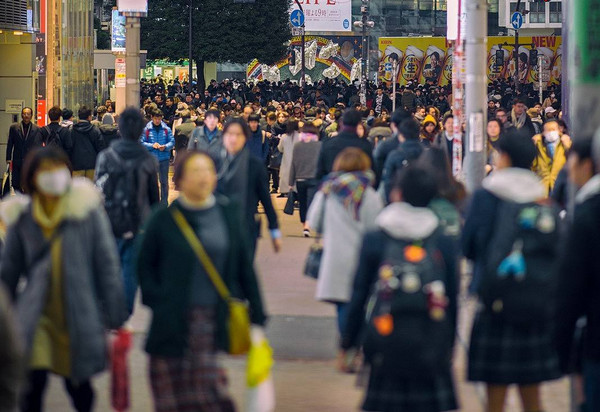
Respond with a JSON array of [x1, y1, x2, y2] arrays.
[[115, 58, 126, 87], [112, 9, 126, 52]]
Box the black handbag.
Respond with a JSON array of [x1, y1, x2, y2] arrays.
[[303, 194, 327, 279], [283, 191, 296, 215]]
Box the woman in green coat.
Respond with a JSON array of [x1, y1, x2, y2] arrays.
[[137, 150, 267, 412]]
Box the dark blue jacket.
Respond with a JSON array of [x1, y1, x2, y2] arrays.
[[382, 139, 425, 203], [246, 128, 269, 163]]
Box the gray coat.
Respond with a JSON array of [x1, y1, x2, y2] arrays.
[[0, 179, 127, 383]]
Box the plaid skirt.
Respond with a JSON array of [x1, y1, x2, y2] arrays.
[[468, 311, 561, 385], [149, 307, 235, 412], [362, 365, 458, 412]]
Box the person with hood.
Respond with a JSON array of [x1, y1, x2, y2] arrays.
[[141, 109, 175, 204], [307, 148, 383, 337], [59, 109, 74, 128], [173, 109, 196, 156], [382, 119, 426, 203], [70, 106, 105, 180], [340, 166, 458, 412], [373, 109, 412, 189], [367, 119, 392, 147], [420, 114, 441, 146], [218, 118, 281, 257], [95, 107, 160, 315], [37, 106, 73, 156], [556, 136, 600, 412], [531, 119, 572, 196], [0, 147, 127, 412], [462, 130, 561, 412], [98, 113, 120, 148], [246, 114, 270, 163]]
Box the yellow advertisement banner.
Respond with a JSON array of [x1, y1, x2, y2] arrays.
[[379, 36, 562, 87]]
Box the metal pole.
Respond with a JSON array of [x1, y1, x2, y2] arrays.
[[360, 0, 368, 106], [392, 60, 397, 112], [125, 16, 141, 108], [464, 0, 487, 192], [539, 54, 543, 105], [301, 31, 306, 86], [189, 0, 193, 93], [514, 0, 522, 93]]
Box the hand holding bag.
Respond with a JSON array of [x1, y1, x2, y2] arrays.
[[283, 191, 296, 215], [171, 208, 251, 355]]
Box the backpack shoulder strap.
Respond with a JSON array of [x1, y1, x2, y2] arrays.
[[145, 129, 150, 141]]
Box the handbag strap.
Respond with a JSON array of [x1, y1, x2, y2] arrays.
[[171, 207, 231, 302]]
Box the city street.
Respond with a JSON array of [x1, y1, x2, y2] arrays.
[[44, 194, 571, 412]]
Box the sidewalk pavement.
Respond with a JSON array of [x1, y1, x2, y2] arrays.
[[44, 194, 571, 411]]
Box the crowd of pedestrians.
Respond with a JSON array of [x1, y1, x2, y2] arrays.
[[1, 72, 599, 412]]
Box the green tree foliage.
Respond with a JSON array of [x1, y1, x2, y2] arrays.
[[141, 0, 291, 87]]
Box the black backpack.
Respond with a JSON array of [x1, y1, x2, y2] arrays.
[[43, 126, 62, 148], [481, 199, 560, 324], [362, 233, 452, 378], [96, 148, 140, 238]]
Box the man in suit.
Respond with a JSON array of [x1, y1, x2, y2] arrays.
[[217, 118, 281, 258], [316, 109, 373, 180], [6, 107, 40, 192]]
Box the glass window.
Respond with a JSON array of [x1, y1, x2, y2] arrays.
[[509, 2, 518, 14], [550, 2, 562, 23], [529, 2, 545, 23]]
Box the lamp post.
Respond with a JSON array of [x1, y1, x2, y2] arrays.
[[294, 0, 306, 87], [189, 0, 193, 93], [391, 57, 398, 112], [354, 0, 374, 106]]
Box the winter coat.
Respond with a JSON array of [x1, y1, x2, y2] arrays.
[[556, 175, 600, 371], [382, 139, 425, 203], [137, 198, 267, 357], [98, 124, 120, 148], [289, 140, 321, 186], [531, 134, 571, 196], [246, 128, 269, 163], [95, 139, 160, 232], [6, 122, 40, 167], [187, 125, 224, 169], [315, 130, 374, 181], [70, 121, 105, 171], [0, 179, 127, 383], [278, 132, 299, 192], [37, 122, 73, 156], [141, 121, 175, 162], [307, 187, 383, 303]]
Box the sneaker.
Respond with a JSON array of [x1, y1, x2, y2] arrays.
[[303, 229, 310, 238]]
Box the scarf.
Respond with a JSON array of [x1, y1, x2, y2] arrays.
[[511, 109, 527, 129], [320, 171, 374, 219]]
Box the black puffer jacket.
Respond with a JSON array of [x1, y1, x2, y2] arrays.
[[70, 121, 105, 171]]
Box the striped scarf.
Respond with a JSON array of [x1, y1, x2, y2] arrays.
[[320, 171, 374, 220]]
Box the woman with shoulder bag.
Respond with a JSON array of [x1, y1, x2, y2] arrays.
[[0, 147, 127, 412], [137, 150, 267, 412], [307, 148, 383, 337], [278, 120, 300, 198]]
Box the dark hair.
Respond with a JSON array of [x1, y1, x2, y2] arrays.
[[300, 121, 320, 135], [172, 150, 216, 191], [223, 118, 251, 140], [341, 109, 362, 128], [48, 106, 62, 122], [496, 107, 508, 115], [570, 138, 593, 164], [22, 107, 33, 115], [62, 108, 73, 120], [286, 119, 300, 134], [398, 118, 421, 141], [416, 148, 466, 205], [118, 107, 146, 141], [390, 108, 411, 127], [391, 166, 438, 207], [512, 98, 525, 106], [248, 113, 261, 123], [205, 109, 220, 119], [498, 129, 537, 169], [21, 146, 72, 195], [442, 114, 454, 126], [78, 106, 92, 120]]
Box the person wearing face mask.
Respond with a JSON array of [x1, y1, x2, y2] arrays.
[[532, 119, 572, 196], [0, 147, 127, 412]]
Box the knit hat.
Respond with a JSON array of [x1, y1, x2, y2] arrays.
[[422, 114, 437, 126]]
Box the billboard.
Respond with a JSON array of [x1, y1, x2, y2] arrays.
[[379, 36, 562, 87], [117, 0, 148, 13], [248, 35, 361, 83], [111, 9, 126, 52], [291, 0, 352, 33]]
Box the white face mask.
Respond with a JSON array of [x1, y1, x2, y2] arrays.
[[36, 168, 71, 196], [544, 130, 560, 143]]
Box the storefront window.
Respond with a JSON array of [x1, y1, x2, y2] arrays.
[[549, 2, 561, 23]]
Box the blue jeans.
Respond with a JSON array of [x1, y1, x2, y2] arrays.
[[335, 302, 349, 336], [584, 361, 600, 412], [116, 238, 137, 315], [159, 159, 170, 204]]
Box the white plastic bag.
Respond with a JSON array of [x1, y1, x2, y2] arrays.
[[246, 327, 275, 412], [246, 375, 275, 412]]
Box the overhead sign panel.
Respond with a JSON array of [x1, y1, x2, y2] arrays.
[[291, 0, 352, 33]]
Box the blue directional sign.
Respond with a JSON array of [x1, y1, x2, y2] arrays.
[[511, 12, 523, 30], [290, 9, 305, 28]]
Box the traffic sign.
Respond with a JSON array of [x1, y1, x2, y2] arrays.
[[290, 9, 305, 28], [511, 12, 523, 30]]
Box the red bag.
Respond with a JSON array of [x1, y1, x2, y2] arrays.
[[111, 328, 132, 412]]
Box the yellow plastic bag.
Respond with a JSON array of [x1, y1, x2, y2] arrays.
[[246, 330, 275, 412], [246, 338, 274, 387]]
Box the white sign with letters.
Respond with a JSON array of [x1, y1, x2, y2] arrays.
[[291, 0, 352, 32]]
